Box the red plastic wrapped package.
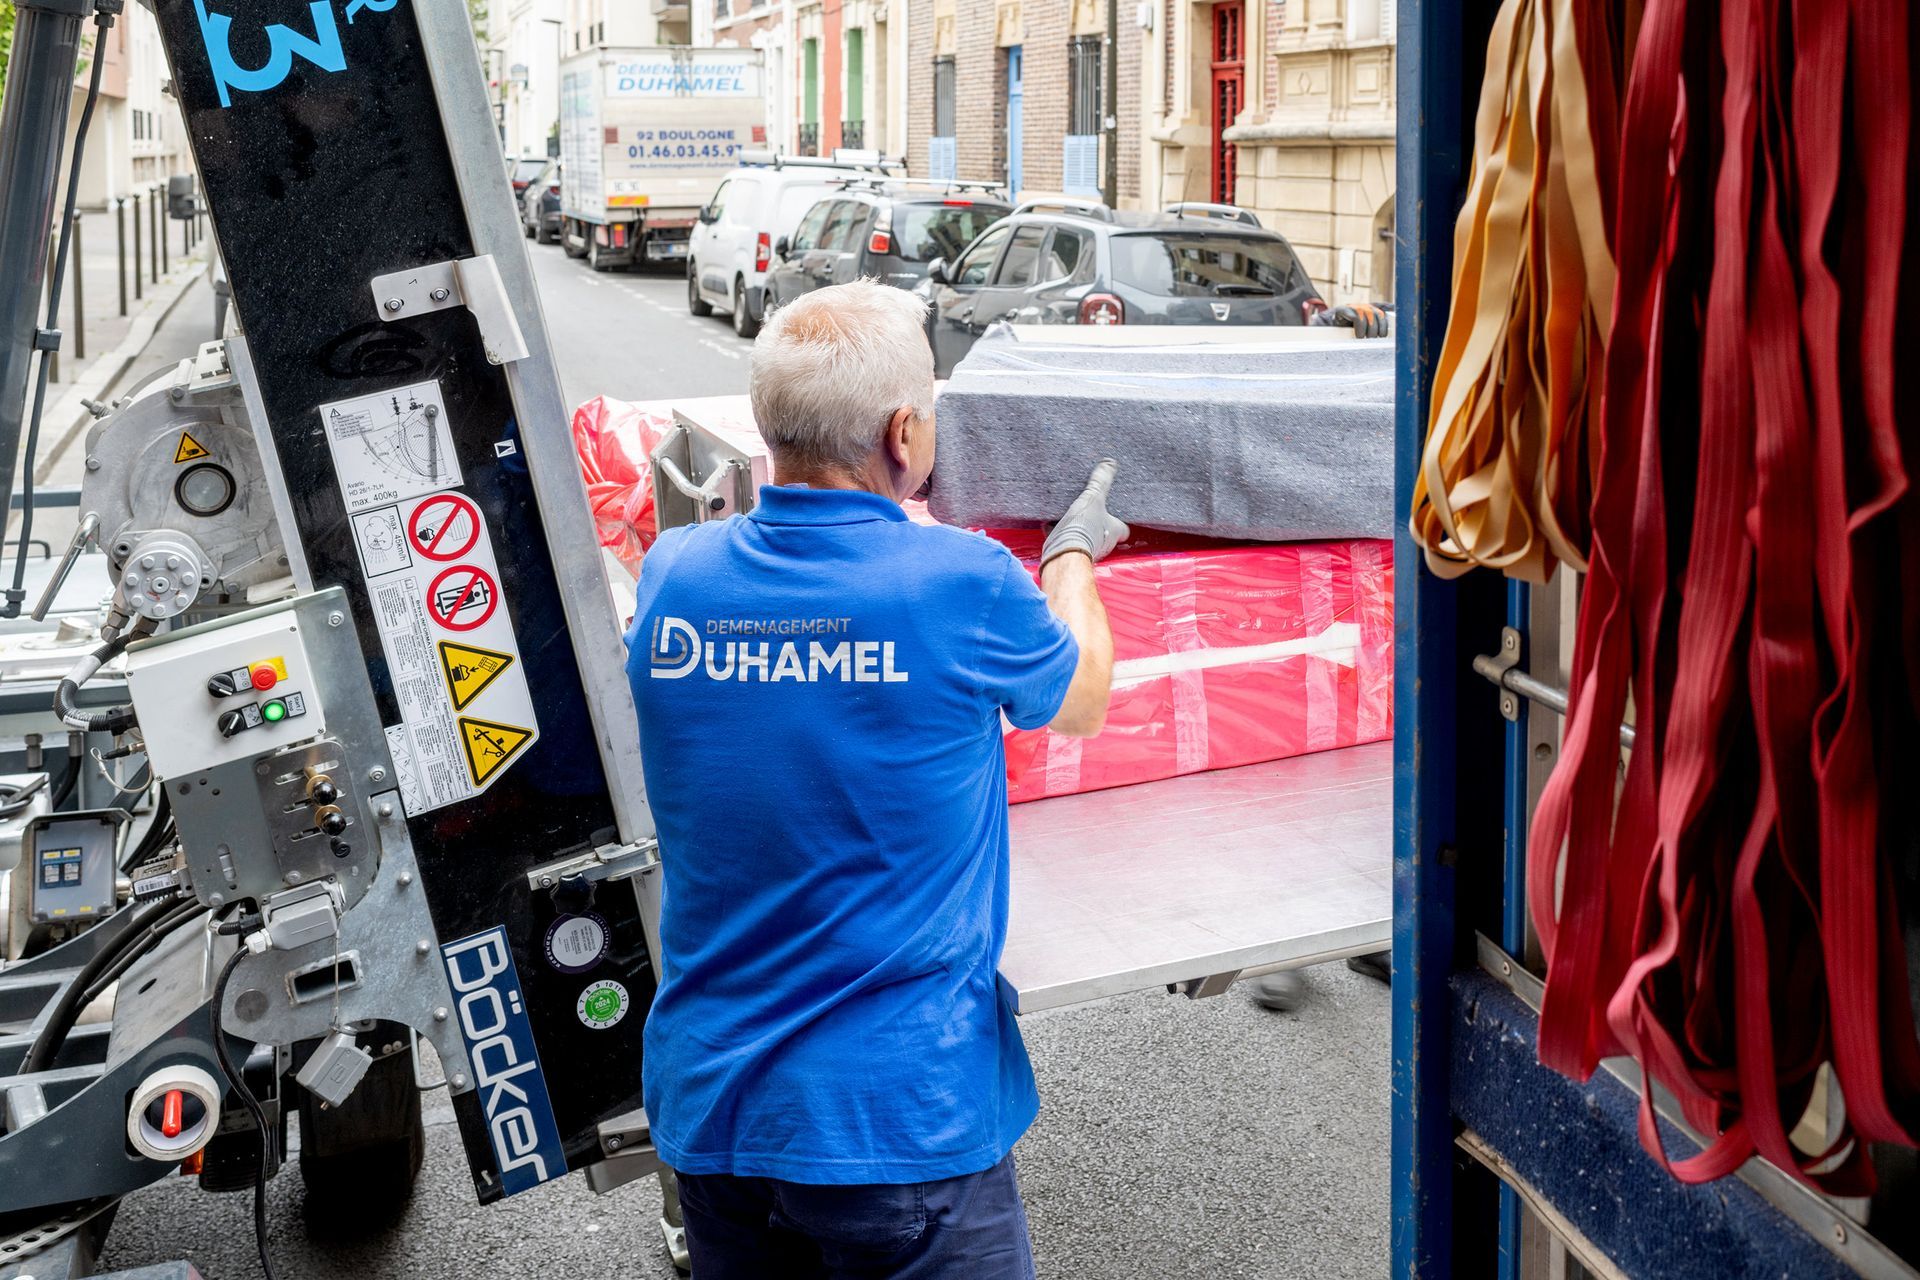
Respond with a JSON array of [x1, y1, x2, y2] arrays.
[[571, 395, 672, 575], [991, 531, 1394, 803]]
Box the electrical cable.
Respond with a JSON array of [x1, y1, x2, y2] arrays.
[[0, 773, 49, 820], [53, 619, 151, 734], [48, 734, 83, 809], [74, 898, 205, 1008], [120, 785, 174, 872], [18, 896, 174, 1074], [211, 944, 280, 1280], [4, 4, 119, 619]]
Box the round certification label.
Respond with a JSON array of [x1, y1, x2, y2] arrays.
[[577, 979, 629, 1031], [545, 913, 608, 974]]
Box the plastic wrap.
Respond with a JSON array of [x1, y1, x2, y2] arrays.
[[990, 531, 1394, 803], [571, 395, 672, 575]]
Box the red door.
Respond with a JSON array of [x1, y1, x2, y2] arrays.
[[1211, 2, 1245, 205]]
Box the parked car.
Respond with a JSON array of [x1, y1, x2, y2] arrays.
[[521, 160, 562, 243], [760, 180, 1011, 317], [917, 198, 1370, 377], [687, 151, 901, 338], [507, 154, 549, 201]]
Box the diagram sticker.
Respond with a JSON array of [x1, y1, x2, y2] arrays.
[[439, 641, 514, 711], [408, 493, 481, 562], [460, 717, 533, 786], [174, 431, 211, 463], [318, 379, 463, 513], [360, 490, 538, 815], [351, 507, 411, 577]]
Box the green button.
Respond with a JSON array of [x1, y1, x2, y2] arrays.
[[262, 699, 286, 723]]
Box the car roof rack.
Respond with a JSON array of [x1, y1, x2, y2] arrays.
[[737, 149, 904, 175], [1010, 194, 1117, 221], [1163, 201, 1263, 227], [830, 175, 1010, 198]]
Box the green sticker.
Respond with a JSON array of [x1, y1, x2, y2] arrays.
[[576, 979, 629, 1030]]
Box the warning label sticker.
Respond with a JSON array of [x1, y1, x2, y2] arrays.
[[351, 488, 538, 815], [318, 379, 464, 513], [174, 431, 211, 463], [439, 641, 514, 711], [459, 717, 534, 786]]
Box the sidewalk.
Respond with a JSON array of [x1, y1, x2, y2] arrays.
[[6, 196, 212, 556]]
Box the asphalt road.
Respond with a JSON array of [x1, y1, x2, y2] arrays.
[[93, 242, 1392, 1279], [525, 241, 756, 408]]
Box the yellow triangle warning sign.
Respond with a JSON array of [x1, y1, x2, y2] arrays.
[[173, 431, 211, 464], [459, 717, 533, 787], [438, 640, 515, 711]]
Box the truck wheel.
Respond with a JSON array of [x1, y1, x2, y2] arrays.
[[732, 278, 760, 338], [688, 266, 713, 317], [523, 216, 536, 240], [297, 1039, 425, 1231], [588, 235, 617, 273], [563, 219, 588, 260]]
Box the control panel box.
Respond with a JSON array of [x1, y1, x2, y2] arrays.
[[125, 610, 328, 779], [24, 809, 126, 924]]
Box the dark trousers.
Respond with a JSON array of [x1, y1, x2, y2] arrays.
[[675, 1154, 1037, 1280]]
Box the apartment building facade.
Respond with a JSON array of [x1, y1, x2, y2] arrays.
[[494, 0, 566, 159], [1145, 0, 1394, 303], [64, 6, 194, 208], [903, 0, 1143, 202]]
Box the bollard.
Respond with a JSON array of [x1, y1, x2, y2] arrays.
[[45, 239, 58, 385], [133, 191, 144, 301], [70, 213, 84, 361], [116, 198, 127, 317], [150, 190, 160, 282], [160, 188, 169, 276]]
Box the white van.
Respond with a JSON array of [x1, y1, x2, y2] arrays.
[[687, 151, 899, 337]]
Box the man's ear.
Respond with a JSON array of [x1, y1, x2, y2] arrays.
[[885, 406, 917, 471]]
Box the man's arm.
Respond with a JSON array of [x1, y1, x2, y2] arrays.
[[1041, 553, 1112, 737]]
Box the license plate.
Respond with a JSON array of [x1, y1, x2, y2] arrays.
[[654, 243, 688, 259]]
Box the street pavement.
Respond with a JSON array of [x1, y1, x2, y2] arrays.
[[84, 239, 1391, 1279]]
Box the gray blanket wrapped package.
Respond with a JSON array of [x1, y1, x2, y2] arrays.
[[927, 330, 1395, 542]]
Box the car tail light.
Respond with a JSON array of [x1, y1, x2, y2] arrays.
[[755, 232, 771, 271], [548, 184, 560, 196], [1078, 293, 1125, 325], [869, 229, 892, 254], [1301, 297, 1329, 323]]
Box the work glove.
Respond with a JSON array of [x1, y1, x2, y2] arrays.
[[1040, 459, 1130, 567], [1312, 302, 1391, 339]]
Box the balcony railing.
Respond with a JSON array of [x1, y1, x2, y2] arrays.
[[840, 120, 865, 150], [797, 122, 821, 156]]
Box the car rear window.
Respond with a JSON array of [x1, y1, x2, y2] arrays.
[[1109, 232, 1312, 297], [891, 203, 1009, 263], [513, 158, 548, 184]]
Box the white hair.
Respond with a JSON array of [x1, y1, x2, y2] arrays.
[[749, 280, 935, 473]]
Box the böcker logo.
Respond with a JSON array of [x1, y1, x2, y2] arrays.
[[649, 615, 910, 683]]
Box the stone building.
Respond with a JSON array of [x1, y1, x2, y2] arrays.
[[1144, 0, 1394, 303], [904, 0, 1144, 204]]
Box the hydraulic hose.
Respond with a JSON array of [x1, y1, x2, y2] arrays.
[[52, 618, 152, 734], [18, 896, 175, 1074]]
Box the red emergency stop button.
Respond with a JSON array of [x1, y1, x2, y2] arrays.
[[250, 665, 277, 692]]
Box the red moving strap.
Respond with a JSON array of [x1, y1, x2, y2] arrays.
[[1529, 0, 1919, 1191]]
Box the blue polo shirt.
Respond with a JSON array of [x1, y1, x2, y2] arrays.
[[624, 484, 1079, 1184]]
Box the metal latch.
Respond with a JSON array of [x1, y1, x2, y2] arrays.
[[585, 1108, 665, 1194], [370, 256, 530, 365], [524, 839, 660, 892]]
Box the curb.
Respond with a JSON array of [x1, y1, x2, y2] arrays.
[[34, 255, 208, 484]]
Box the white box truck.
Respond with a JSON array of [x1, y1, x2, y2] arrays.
[[558, 47, 768, 271]]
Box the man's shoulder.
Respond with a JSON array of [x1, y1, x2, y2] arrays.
[[893, 521, 1025, 583]]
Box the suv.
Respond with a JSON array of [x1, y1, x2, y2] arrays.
[[919, 199, 1363, 376], [761, 180, 1011, 316], [688, 151, 902, 338]]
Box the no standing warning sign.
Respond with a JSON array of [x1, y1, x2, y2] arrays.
[[343, 427, 541, 816]]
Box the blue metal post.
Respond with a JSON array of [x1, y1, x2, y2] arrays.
[[1391, 0, 1473, 1273], [1498, 578, 1530, 1280]]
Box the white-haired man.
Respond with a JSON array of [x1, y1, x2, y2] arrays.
[[624, 280, 1122, 1278]]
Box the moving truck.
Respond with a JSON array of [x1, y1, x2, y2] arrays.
[[558, 47, 768, 271]]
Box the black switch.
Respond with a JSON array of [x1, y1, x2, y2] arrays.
[[217, 709, 249, 738], [207, 671, 239, 697]]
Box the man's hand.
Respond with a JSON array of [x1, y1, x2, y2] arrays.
[[1312, 302, 1391, 339], [1040, 459, 1131, 567]]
